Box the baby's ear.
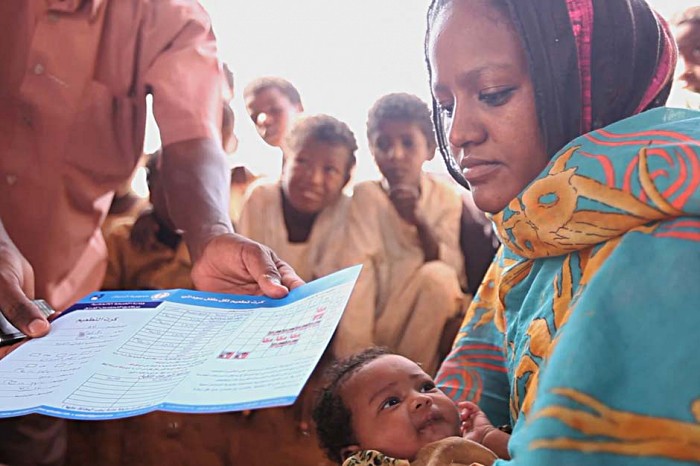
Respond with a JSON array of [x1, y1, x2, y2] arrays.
[[340, 445, 361, 462]]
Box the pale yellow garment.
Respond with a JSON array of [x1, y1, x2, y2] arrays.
[[335, 174, 467, 374], [237, 180, 350, 282]]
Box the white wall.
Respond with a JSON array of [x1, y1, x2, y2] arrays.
[[142, 0, 698, 185]]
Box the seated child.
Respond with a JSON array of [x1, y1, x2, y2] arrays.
[[102, 150, 193, 290], [237, 114, 356, 281], [101, 156, 150, 237], [313, 348, 508, 465], [335, 93, 467, 373]]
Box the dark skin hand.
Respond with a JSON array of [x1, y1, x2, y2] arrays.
[[389, 186, 440, 262], [0, 138, 304, 358], [160, 137, 305, 296], [0, 223, 49, 343]]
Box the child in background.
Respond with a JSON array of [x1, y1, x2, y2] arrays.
[[102, 150, 193, 290], [244, 76, 304, 164], [237, 114, 356, 281], [313, 347, 507, 465], [675, 6, 700, 96], [668, 6, 700, 110], [232, 114, 358, 466], [335, 93, 467, 374]]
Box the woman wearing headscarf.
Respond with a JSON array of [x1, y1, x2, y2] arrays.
[[416, 0, 700, 465]]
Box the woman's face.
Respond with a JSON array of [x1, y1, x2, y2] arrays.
[[428, 0, 549, 213]]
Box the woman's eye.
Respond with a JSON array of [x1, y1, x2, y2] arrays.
[[401, 138, 415, 149], [420, 381, 437, 393], [479, 87, 516, 107], [381, 397, 400, 410]]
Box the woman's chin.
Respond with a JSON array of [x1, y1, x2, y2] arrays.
[[470, 184, 515, 214]]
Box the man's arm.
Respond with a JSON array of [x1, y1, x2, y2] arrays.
[[161, 138, 303, 297], [160, 138, 232, 261]]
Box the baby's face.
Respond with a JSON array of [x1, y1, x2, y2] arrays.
[[340, 355, 460, 461]]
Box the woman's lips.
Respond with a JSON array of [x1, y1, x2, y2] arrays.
[[461, 158, 501, 183]]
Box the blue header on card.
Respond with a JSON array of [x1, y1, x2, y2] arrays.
[[64, 265, 362, 312]]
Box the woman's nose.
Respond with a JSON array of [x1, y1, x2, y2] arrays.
[[447, 104, 486, 151]]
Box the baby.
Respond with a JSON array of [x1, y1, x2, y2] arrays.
[[313, 348, 510, 465]]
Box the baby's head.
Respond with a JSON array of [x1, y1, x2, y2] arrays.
[[313, 348, 460, 464]]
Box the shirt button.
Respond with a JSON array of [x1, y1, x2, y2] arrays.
[[165, 420, 181, 438], [33, 64, 45, 75], [21, 114, 32, 127], [6, 175, 17, 186]]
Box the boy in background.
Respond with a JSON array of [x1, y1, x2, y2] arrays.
[[336, 93, 467, 375], [244, 76, 304, 165]]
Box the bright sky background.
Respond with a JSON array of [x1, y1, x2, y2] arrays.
[[141, 0, 699, 190]]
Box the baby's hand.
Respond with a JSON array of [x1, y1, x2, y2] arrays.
[[458, 401, 496, 444]]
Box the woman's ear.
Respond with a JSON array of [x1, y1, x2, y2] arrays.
[[340, 445, 361, 462]]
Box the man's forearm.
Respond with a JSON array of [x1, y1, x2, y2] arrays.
[[161, 138, 233, 261]]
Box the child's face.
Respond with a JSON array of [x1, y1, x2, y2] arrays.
[[369, 120, 433, 189], [340, 354, 460, 461], [676, 21, 700, 93], [245, 87, 303, 148], [282, 139, 351, 214]]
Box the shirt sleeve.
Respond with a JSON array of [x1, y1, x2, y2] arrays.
[[498, 221, 700, 465], [141, 1, 222, 147], [436, 248, 511, 427]]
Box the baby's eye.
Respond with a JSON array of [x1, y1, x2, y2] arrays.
[[401, 137, 415, 149], [420, 381, 437, 393], [381, 397, 400, 410], [478, 87, 516, 107]]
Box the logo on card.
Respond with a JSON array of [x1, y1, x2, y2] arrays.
[[151, 292, 171, 300], [217, 351, 249, 360]]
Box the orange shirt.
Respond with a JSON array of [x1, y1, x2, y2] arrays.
[[102, 220, 193, 291], [0, 0, 222, 310]]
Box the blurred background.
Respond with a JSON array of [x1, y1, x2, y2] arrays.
[[138, 0, 698, 195]]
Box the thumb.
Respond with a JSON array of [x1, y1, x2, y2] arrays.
[[241, 243, 291, 299], [0, 282, 50, 338]]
